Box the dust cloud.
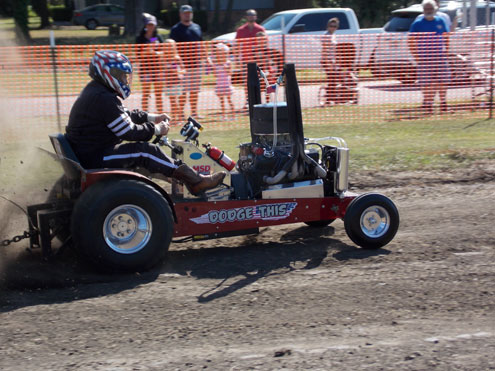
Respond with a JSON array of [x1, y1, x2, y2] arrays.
[[0, 34, 60, 276]]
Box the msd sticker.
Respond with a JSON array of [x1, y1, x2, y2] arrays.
[[190, 202, 297, 224], [193, 165, 211, 174]]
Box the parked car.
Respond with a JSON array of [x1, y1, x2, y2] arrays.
[[373, 1, 495, 83], [72, 4, 125, 30], [213, 8, 383, 69]]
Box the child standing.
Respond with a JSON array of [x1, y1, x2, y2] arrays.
[[163, 39, 186, 124], [209, 43, 235, 120]]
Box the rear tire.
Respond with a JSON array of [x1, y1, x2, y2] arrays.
[[71, 179, 173, 272], [344, 193, 399, 249]]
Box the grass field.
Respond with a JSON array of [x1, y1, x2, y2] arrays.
[[194, 117, 495, 171], [1, 116, 493, 194]]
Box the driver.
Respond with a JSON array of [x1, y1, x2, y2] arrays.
[[66, 50, 226, 196]]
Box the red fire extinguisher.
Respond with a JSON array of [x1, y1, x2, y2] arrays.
[[204, 143, 236, 171]]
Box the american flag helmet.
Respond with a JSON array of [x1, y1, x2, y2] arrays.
[[89, 50, 133, 99]]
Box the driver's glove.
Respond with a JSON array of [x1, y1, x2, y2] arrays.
[[154, 120, 170, 136]]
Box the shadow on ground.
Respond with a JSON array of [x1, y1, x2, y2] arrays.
[[0, 225, 389, 311]]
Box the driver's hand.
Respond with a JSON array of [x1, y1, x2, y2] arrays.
[[154, 120, 170, 136], [153, 113, 171, 123]]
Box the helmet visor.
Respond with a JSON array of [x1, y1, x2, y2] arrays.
[[110, 67, 133, 88]]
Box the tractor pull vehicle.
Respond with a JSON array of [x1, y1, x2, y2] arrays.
[[27, 63, 399, 272]]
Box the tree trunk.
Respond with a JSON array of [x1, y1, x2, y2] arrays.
[[211, 0, 221, 33], [13, 0, 31, 44], [221, 0, 234, 33], [31, 0, 51, 29], [124, 0, 144, 37]]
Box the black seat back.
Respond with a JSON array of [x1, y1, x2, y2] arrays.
[[49, 133, 85, 180]]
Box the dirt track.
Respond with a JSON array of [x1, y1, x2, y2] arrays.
[[1, 163, 494, 370]]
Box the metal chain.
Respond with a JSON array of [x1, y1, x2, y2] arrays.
[[1, 230, 37, 248]]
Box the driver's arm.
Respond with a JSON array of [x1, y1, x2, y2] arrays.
[[127, 109, 149, 124], [103, 97, 155, 142]]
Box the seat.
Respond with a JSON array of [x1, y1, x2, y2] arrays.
[[49, 133, 85, 180]]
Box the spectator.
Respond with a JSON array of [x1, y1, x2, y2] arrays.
[[163, 39, 185, 125], [320, 17, 339, 106], [235, 9, 266, 103], [415, 0, 458, 32], [409, 0, 450, 114], [170, 5, 205, 119], [136, 14, 164, 112], [254, 31, 284, 102], [208, 43, 235, 120]]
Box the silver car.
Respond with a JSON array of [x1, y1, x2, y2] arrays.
[[72, 4, 125, 30]]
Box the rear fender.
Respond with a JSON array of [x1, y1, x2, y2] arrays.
[[82, 170, 177, 223]]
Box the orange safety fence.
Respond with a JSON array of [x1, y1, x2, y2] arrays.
[[0, 30, 494, 135]]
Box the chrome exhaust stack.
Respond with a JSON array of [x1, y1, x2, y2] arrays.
[[305, 136, 349, 196], [335, 147, 349, 194]]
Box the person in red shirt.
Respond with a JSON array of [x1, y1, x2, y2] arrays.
[[235, 9, 265, 63], [235, 9, 265, 103]]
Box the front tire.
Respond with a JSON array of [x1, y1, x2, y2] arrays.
[[344, 193, 399, 249], [71, 179, 173, 272]]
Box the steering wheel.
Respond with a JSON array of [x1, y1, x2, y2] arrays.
[[152, 119, 171, 144], [152, 135, 162, 144]]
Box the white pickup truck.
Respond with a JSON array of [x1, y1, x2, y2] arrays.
[[214, 8, 383, 69], [374, 1, 495, 83]]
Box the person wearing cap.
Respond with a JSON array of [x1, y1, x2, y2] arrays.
[[170, 5, 205, 121], [136, 13, 165, 112], [409, 0, 450, 114], [235, 9, 266, 103]]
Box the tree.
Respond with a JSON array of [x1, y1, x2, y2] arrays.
[[31, 0, 51, 29], [221, 0, 234, 33], [211, 0, 221, 33], [12, 0, 31, 44], [0, 0, 13, 17], [124, 0, 144, 37]]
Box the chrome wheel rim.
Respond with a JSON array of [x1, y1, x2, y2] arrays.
[[103, 204, 152, 254], [360, 205, 390, 238]]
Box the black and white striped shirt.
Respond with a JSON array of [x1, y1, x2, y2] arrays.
[[66, 80, 155, 168]]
